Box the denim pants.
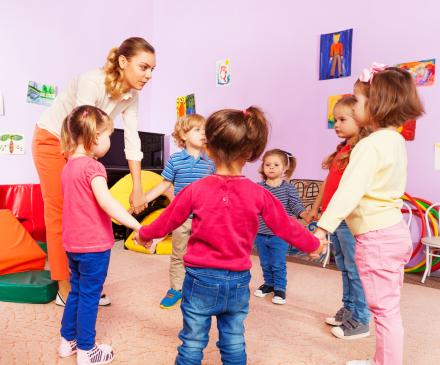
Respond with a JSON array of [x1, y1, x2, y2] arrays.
[[60, 250, 111, 350], [255, 234, 288, 292], [330, 221, 370, 324], [355, 220, 413, 365], [175, 267, 251, 365]]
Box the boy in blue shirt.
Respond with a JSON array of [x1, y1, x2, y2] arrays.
[[143, 113, 214, 308]]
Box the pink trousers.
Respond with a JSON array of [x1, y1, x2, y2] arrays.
[[354, 220, 413, 365]]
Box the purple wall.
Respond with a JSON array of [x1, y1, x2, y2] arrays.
[[148, 1, 440, 208], [0, 0, 154, 185]]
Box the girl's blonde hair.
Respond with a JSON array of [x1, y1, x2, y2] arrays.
[[101, 37, 155, 99], [322, 95, 370, 170], [60, 105, 113, 158], [259, 149, 297, 181], [172, 114, 206, 148]]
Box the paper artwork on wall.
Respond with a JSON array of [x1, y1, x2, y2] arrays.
[[0, 91, 3, 115], [328, 94, 351, 129], [398, 120, 416, 141], [435, 144, 440, 170], [216, 59, 231, 86], [395, 59, 435, 87], [0, 134, 25, 155], [176, 94, 196, 119], [320, 29, 353, 80], [27, 81, 56, 106]]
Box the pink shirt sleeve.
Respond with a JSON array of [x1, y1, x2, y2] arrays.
[[260, 189, 320, 253], [139, 184, 192, 242], [84, 160, 108, 186]]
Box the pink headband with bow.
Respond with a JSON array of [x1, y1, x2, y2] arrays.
[[359, 62, 389, 83]]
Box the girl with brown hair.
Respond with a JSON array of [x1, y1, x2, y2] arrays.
[[315, 64, 425, 365], [309, 95, 371, 340], [31, 37, 155, 306], [133, 106, 326, 365], [253, 149, 308, 305]]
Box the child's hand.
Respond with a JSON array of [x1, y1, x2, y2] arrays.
[[132, 229, 153, 250], [299, 211, 308, 221], [128, 194, 149, 215], [307, 207, 319, 223], [307, 236, 329, 260]]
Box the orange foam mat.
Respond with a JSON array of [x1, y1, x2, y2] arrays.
[[0, 210, 47, 276]]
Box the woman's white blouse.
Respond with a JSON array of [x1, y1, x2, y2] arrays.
[[37, 70, 143, 161]]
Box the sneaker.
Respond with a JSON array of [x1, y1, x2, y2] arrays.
[[272, 290, 286, 305], [160, 288, 182, 309], [77, 342, 114, 365], [332, 318, 370, 340], [55, 292, 111, 307], [253, 284, 274, 298], [346, 360, 376, 365], [325, 306, 353, 326], [58, 336, 77, 358]]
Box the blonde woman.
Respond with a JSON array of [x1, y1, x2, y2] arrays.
[[32, 37, 155, 306]]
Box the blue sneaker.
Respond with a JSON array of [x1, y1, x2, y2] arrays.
[[160, 288, 182, 309]]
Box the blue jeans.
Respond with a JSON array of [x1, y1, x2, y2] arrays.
[[331, 221, 370, 324], [175, 267, 251, 365], [255, 234, 288, 292], [60, 250, 111, 350]]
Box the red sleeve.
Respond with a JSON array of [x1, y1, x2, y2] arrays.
[[340, 43, 343, 56], [330, 44, 334, 58], [139, 184, 193, 241], [260, 190, 320, 253]]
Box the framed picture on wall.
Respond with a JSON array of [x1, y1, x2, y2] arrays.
[[319, 28, 353, 80]]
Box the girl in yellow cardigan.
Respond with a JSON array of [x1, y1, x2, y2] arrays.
[[314, 63, 424, 365]]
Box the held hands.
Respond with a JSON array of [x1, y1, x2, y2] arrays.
[[299, 211, 309, 221], [128, 193, 149, 215], [129, 188, 148, 215], [132, 225, 153, 250], [307, 227, 329, 260], [307, 207, 319, 224]]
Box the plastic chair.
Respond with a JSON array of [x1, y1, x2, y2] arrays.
[[323, 202, 413, 269], [421, 203, 440, 284]]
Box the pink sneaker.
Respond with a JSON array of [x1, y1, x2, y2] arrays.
[[58, 336, 77, 358], [77, 342, 114, 365]]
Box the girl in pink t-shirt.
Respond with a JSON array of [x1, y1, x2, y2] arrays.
[[57, 105, 142, 365]]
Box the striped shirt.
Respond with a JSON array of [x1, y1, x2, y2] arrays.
[[162, 149, 215, 195], [257, 180, 305, 235]]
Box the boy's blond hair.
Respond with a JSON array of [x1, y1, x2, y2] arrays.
[[172, 114, 206, 148]]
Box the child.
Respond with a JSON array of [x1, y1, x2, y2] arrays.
[[315, 63, 424, 365], [141, 113, 214, 309], [308, 96, 371, 339], [57, 105, 142, 365], [254, 149, 308, 305], [134, 107, 326, 365]]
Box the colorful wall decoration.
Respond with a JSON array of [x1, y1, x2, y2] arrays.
[[395, 59, 435, 87], [398, 120, 416, 141], [216, 59, 231, 86], [0, 134, 25, 154], [327, 94, 351, 129], [27, 81, 56, 106], [319, 29, 353, 80], [176, 94, 196, 119]]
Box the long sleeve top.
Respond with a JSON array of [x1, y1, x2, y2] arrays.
[[330, 43, 343, 57], [318, 130, 406, 235], [37, 70, 143, 161], [140, 174, 320, 271], [257, 180, 305, 235]]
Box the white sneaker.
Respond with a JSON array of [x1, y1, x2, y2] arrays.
[[55, 292, 111, 307], [58, 336, 77, 358], [77, 342, 114, 365], [346, 360, 376, 365]]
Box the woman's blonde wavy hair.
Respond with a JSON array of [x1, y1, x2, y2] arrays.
[[101, 37, 155, 99], [60, 105, 113, 158], [322, 96, 371, 171]]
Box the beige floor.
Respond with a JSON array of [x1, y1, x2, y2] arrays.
[[1, 242, 439, 365]]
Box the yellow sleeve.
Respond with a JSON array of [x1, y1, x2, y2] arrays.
[[317, 140, 380, 233]]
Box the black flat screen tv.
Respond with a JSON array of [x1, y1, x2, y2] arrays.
[[98, 128, 164, 170]]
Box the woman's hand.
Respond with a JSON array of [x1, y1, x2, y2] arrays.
[[129, 187, 148, 214]]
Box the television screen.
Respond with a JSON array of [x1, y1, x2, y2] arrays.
[[98, 128, 164, 169]]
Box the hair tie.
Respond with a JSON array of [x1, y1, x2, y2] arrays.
[[243, 109, 248, 116], [284, 151, 293, 158], [97, 110, 103, 117], [359, 62, 389, 83], [83, 110, 88, 118]]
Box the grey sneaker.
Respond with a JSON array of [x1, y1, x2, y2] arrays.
[[325, 306, 353, 326], [331, 318, 370, 340]]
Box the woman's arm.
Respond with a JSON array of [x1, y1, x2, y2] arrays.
[[128, 160, 148, 214]]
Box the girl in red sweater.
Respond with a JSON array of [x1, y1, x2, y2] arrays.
[[134, 106, 326, 365]]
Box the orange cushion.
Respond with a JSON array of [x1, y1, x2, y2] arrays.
[[0, 210, 47, 276]]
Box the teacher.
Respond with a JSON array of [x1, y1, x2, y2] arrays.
[[31, 37, 156, 306]]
